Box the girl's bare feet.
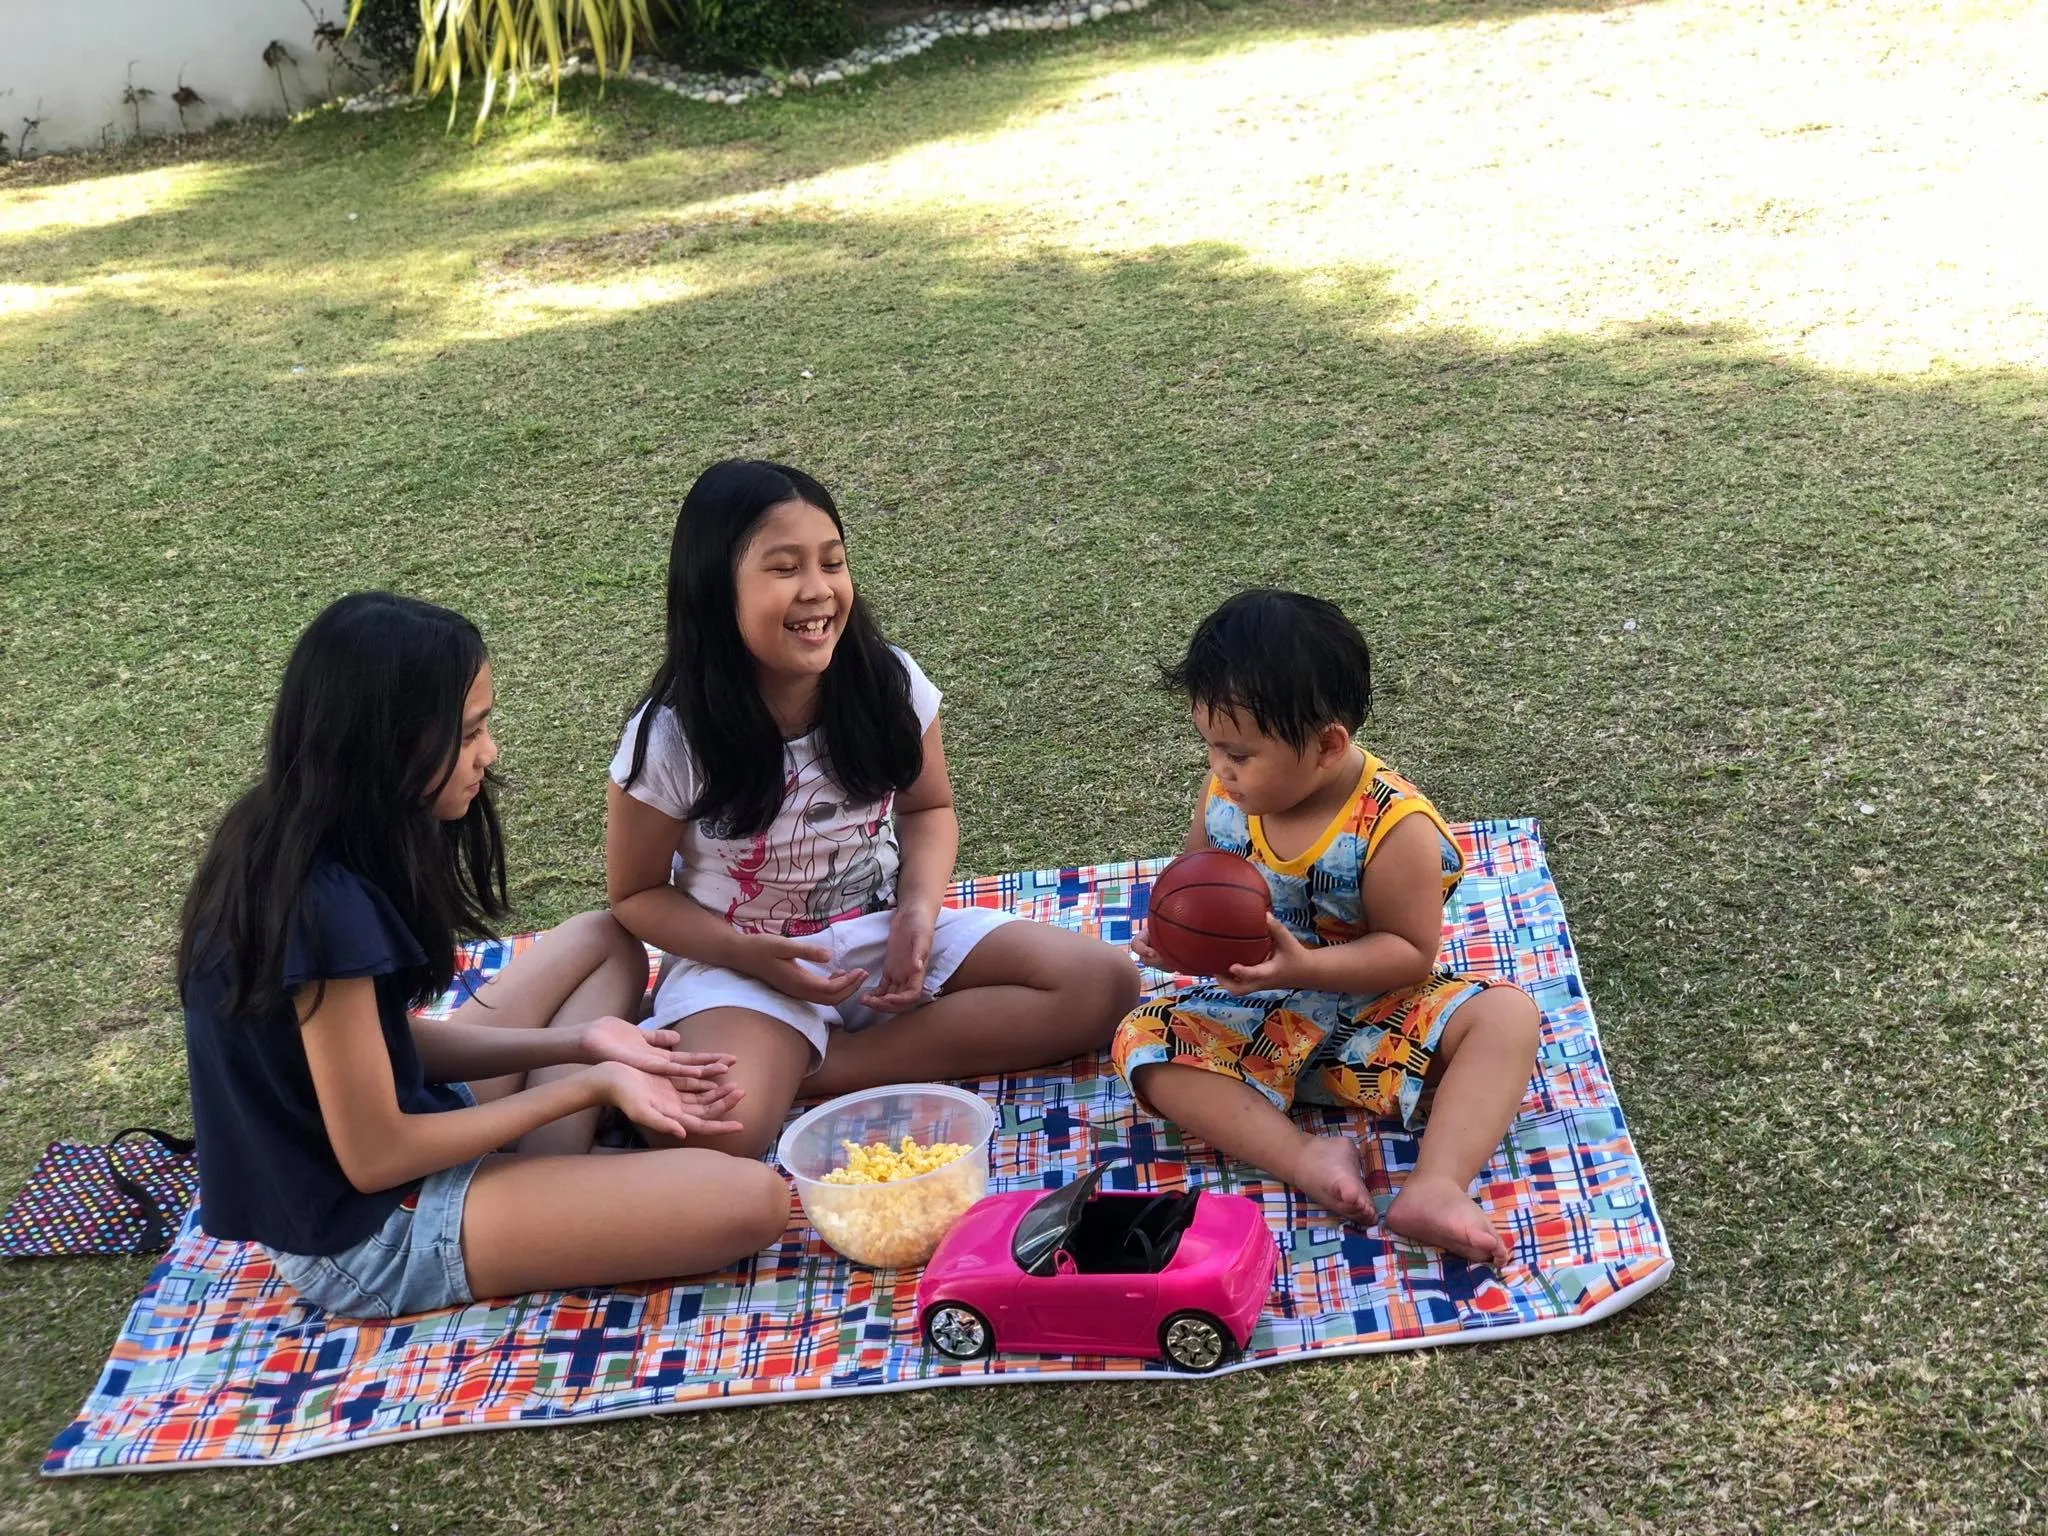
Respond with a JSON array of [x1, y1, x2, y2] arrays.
[[1290, 1134, 1375, 1223], [1383, 1174, 1511, 1267]]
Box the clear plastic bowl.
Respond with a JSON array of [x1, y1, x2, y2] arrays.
[[777, 1084, 995, 1269]]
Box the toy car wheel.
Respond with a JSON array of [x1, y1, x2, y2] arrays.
[[922, 1302, 995, 1361], [1159, 1310, 1236, 1373]]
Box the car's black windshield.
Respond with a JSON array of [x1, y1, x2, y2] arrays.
[[1012, 1162, 1115, 1276]]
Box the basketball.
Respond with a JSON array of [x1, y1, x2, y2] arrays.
[[1144, 850, 1275, 977]]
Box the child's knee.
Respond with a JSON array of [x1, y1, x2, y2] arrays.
[[1127, 1058, 1258, 1121], [545, 912, 649, 1015], [1069, 942, 1141, 1033], [1498, 987, 1542, 1051], [730, 1158, 794, 1248], [554, 909, 638, 965], [660, 1152, 791, 1259], [713, 1106, 787, 1162], [1107, 945, 1143, 1010], [595, 912, 654, 993], [601, 912, 650, 971], [1124, 1057, 1178, 1109], [1448, 986, 1540, 1064]]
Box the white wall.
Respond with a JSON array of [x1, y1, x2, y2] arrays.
[[0, 0, 366, 155]]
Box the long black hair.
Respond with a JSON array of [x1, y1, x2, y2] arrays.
[[177, 592, 508, 1019], [622, 459, 923, 838]]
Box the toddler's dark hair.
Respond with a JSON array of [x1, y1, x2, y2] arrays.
[[1162, 589, 1372, 750]]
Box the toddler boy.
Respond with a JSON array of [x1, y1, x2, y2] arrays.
[[1121, 590, 1540, 1265]]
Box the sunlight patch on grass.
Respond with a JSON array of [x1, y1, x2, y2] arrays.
[[0, 282, 83, 321], [427, 153, 638, 197], [0, 226, 746, 368], [422, 220, 847, 342], [735, 0, 2048, 375], [458, 266, 726, 337], [0, 162, 242, 241], [420, 135, 762, 208], [83, 1033, 149, 1087]]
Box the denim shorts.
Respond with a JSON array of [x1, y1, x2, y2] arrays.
[[267, 1084, 482, 1319]]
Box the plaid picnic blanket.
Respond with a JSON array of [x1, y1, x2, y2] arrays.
[[44, 819, 1670, 1475]]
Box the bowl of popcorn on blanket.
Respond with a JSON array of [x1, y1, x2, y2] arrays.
[[778, 1084, 996, 1268]]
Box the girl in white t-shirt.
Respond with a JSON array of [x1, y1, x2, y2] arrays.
[[607, 459, 1140, 1156]]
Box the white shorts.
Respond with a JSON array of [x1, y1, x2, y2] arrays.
[[651, 907, 1020, 1070]]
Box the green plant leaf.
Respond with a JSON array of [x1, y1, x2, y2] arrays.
[[386, 0, 651, 131]]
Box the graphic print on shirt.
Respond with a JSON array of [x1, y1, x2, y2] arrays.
[[694, 760, 898, 936], [720, 824, 773, 929], [614, 648, 939, 940], [790, 776, 894, 928]]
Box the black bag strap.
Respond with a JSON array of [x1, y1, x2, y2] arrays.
[[104, 1127, 196, 1254], [111, 1126, 196, 1156]]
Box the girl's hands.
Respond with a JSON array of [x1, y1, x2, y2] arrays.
[[863, 906, 937, 1014], [737, 933, 868, 1007], [577, 1016, 736, 1081], [665, 1077, 746, 1139], [592, 1062, 746, 1142], [1213, 917, 1312, 998]]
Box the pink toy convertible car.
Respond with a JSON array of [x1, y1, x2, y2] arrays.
[[914, 1160, 1279, 1373]]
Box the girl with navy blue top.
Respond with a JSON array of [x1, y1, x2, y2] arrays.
[[178, 593, 790, 1318]]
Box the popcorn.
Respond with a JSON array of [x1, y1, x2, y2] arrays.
[[803, 1136, 987, 1269], [821, 1136, 970, 1185]]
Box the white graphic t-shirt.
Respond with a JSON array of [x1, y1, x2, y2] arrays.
[[609, 649, 940, 938]]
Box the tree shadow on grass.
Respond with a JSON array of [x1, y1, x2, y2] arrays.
[[3, 209, 2046, 1526], [0, 0, 1653, 279], [8, 208, 2046, 1151]]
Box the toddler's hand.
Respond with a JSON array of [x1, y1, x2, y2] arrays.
[[1128, 922, 1171, 973], [863, 906, 936, 1014], [742, 933, 868, 1007], [1214, 917, 1308, 998]]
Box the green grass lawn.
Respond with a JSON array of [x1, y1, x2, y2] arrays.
[[4, 0, 2045, 1527]]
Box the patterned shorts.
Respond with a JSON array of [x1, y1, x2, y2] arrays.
[[1112, 971, 1499, 1129]]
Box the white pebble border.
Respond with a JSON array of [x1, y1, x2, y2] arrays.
[[341, 0, 1155, 113]]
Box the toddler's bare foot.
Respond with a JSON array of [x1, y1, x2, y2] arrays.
[[1384, 1175, 1511, 1267], [1290, 1135, 1374, 1223]]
